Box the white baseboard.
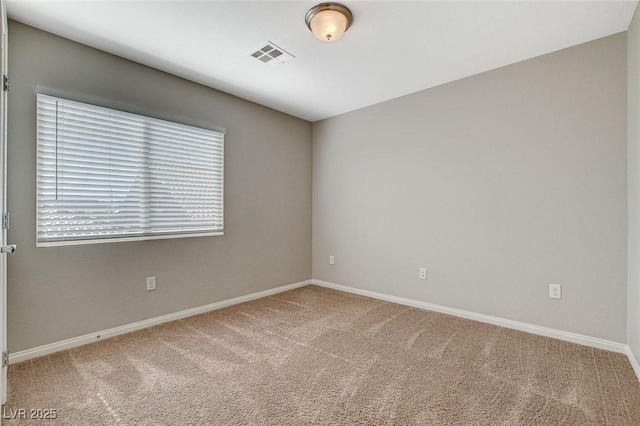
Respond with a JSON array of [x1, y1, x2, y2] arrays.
[[12, 277, 638, 384], [627, 346, 640, 383], [10, 279, 312, 364], [312, 279, 628, 354]]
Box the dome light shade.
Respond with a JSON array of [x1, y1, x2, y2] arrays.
[[305, 3, 353, 42]]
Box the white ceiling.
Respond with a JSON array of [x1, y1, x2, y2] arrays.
[[6, 1, 639, 122]]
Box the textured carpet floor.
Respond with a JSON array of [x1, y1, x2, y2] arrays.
[[4, 285, 640, 425]]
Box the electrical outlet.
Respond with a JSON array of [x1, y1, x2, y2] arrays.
[[419, 267, 427, 280], [549, 283, 561, 299], [146, 276, 157, 291], [329, 255, 335, 265]]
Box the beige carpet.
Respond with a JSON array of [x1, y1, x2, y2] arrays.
[[4, 285, 640, 425]]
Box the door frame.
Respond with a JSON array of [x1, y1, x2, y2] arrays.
[[1, 0, 9, 405]]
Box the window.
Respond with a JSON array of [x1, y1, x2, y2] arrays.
[[36, 94, 224, 246]]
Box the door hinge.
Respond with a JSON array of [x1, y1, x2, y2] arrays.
[[2, 350, 8, 367], [2, 75, 8, 93], [2, 212, 8, 230]]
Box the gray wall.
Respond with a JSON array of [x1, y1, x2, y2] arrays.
[[313, 34, 628, 343], [8, 21, 312, 352], [629, 7, 640, 362]]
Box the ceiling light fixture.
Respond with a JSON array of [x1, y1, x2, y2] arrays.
[[305, 3, 353, 42]]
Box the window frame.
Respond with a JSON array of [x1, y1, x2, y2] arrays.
[[36, 93, 225, 247]]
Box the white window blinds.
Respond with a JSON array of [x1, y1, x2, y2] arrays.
[[36, 94, 224, 246]]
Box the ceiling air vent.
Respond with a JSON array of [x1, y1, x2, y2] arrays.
[[249, 41, 294, 66]]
